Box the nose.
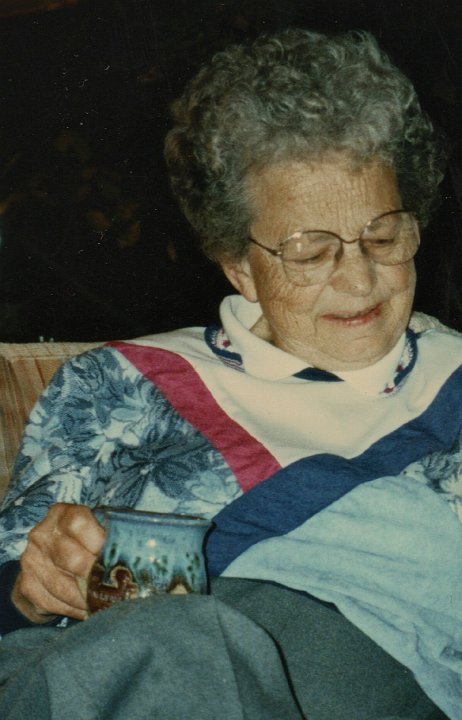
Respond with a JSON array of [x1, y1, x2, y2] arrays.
[[328, 244, 376, 296]]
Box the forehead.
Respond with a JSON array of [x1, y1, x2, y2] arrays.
[[247, 155, 401, 236]]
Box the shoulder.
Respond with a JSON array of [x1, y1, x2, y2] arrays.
[[49, 325, 208, 388], [39, 326, 213, 412], [408, 317, 462, 398], [41, 344, 141, 404], [410, 311, 462, 353], [409, 311, 460, 336], [413, 324, 462, 357], [109, 326, 210, 360]]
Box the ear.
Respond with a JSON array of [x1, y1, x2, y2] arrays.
[[220, 255, 259, 303]]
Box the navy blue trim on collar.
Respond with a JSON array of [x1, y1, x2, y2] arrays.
[[295, 329, 418, 390], [293, 367, 342, 382], [392, 328, 418, 387], [205, 325, 244, 371], [205, 323, 418, 390]]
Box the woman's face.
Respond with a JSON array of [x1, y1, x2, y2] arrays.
[[222, 156, 416, 372]]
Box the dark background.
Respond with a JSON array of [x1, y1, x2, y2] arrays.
[[0, 0, 461, 341]]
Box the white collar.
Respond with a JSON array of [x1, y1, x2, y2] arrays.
[[213, 295, 413, 396], [219, 295, 307, 380], [336, 334, 405, 396]]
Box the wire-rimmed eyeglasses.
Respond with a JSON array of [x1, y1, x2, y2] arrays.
[[247, 210, 420, 287]]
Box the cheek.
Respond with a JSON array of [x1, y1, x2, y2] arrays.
[[387, 262, 416, 301], [251, 255, 286, 303], [253, 258, 320, 320]]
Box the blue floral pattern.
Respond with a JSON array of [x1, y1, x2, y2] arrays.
[[0, 347, 241, 565]]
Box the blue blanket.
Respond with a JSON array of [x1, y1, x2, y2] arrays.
[[207, 469, 462, 719]]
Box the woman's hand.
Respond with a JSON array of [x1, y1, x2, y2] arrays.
[[11, 503, 106, 624]]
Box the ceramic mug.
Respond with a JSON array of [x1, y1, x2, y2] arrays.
[[86, 507, 212, 615]]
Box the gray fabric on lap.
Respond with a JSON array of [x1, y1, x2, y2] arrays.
[[0, 578, 448, 720], [0, 590, 303, 720], [212, 578, 449, 720]]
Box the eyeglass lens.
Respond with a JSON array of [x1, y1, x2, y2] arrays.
[[282, 211, 419, 286]]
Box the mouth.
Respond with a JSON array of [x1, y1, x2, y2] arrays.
[[322, 303, 383, 327]]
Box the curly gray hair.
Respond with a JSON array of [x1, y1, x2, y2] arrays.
[[164, 28, 447, 263]]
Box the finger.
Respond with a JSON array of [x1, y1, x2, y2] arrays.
[[37, 531, 97, 578], [31, 503, 106, 575], [52, 504, 106, 555], [75, 576, 88, 601], [28, 519, 98, 580], [20, 547, 88, 614], [14, 504, 105, 622], [13, 569, 88, 622]]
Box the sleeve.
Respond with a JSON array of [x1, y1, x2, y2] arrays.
[[0, 346, 151, 567]]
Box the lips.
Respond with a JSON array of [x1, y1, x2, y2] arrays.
[[322, 303, 382, 326]]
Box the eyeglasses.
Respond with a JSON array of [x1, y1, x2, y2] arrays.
[[248, 210, 420, 287]]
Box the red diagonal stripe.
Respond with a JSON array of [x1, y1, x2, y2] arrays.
[[109, 341, 281, 492]]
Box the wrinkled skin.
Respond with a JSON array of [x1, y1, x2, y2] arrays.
[[223, 155, 416, 372], [12, 503, 105, 623]]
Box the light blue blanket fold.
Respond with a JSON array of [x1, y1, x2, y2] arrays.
[[223, 475, 462, 719]]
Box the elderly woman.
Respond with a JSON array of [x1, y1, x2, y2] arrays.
[[0, 28, 461, 720]]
